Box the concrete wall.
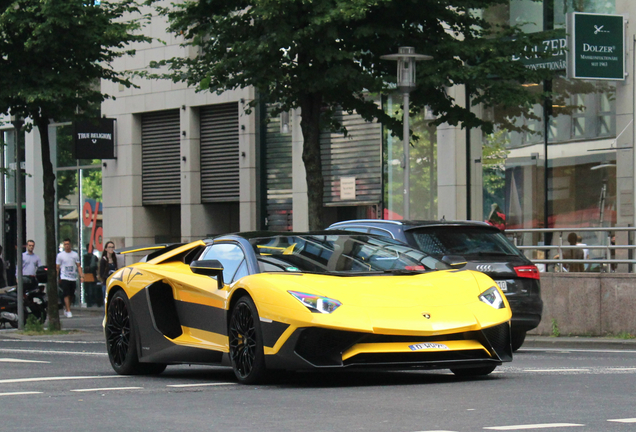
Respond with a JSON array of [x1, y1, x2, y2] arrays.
[[531, 273, 636, 336]]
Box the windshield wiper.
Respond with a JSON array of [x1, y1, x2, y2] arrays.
[[382, 269, 427, 275]]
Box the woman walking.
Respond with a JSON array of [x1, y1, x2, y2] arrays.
[[98, 241, 118, 301]]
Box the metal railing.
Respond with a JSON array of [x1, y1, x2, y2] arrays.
[[505, 227, 636, 273]]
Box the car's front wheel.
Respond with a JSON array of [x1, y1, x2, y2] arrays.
[[229, 295, 267, 384], [450, 365, 497, 377], [106, 290, 166, 375]]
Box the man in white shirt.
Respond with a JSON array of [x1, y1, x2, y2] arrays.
[[56, 239, 84, 318]]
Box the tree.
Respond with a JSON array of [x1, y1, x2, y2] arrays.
[[152, 0, 557, 230], [0, 0, 149, 330]]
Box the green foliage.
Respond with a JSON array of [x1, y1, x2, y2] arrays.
[[551, 318, 560, 337], [24, 314, 44, 333], [150, 0, 559, 229]]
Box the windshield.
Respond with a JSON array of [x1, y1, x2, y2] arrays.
[[406, 227, 523, 257], [251, 234, 446, 274]]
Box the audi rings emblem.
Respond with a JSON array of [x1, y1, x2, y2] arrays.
[[476, 264, 493, 272]]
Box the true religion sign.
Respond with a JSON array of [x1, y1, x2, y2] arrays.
[[74, 118, 116, 159]]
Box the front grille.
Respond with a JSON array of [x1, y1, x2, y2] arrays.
[[294, 328, 363, 366]]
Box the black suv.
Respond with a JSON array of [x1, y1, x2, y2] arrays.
[[328, 219, 542, 351]]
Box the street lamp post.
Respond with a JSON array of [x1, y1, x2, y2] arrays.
[[10, 115, 24, 330], [381, 47, 432, 220]]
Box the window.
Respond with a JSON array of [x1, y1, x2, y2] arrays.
[[201, 243, 247, 284]]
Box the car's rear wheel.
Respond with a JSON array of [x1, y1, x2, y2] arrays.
[[511, 330, 526, 352], [229, 296, 267, 384], [450, 365, 497, 377], [106, 290, 166, 375]]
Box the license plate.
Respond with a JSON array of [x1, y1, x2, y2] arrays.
[[408, 343, 449, 351], [495, 280, 507, 292]]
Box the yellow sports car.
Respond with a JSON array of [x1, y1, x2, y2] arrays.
[[104, 232, 512, 384]]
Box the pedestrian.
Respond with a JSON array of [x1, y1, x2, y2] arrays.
[[56, 239, 84, 318], [19, 239, 41, 291], [98, 241, 118, 302], [610, 233, 616, 272], [576, 234, 589, 271], [0, 245, 7, 288], [82, 244, 100, 307], [562, 232, 584, 272]]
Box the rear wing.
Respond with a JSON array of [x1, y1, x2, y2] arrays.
[[116, 243, 185, 263]]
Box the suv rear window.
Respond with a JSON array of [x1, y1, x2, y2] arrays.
[[406, 227, 522, 257]]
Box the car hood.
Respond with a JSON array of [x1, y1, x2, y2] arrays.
[[251, 270, 502, 334]]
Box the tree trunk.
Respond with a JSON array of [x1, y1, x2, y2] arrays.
[[299, 93, 324, 231], [35, 115, 61, 331]]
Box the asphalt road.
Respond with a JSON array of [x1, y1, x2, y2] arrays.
[[1, 309, 635, 432]]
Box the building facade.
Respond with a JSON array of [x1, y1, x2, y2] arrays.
[[0, 0, 632, 276]]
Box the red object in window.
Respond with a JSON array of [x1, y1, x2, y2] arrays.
[[404, 265, 426, 271], [514, 265, 540, 280]]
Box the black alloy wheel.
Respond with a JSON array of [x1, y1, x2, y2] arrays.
[[106, 290, 165, 375], [229, 296, 267, 384]]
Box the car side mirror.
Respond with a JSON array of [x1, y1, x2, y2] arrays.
[[441, 255, 467, 269], [190, 259, 225, 289]]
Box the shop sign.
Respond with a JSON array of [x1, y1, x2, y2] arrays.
[[74, 118, 115, 159], [514, 30, 566, 71], [567, 13, 625, 80], [340, 177, 356, 200]]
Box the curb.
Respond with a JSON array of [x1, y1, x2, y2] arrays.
[[524, 335, 636, 350]]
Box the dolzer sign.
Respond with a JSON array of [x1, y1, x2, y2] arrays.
[[74, 118, 115, 159], [568, 13, 626, 80]]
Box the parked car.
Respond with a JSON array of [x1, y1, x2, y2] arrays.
[[328, 220, 542, 351]]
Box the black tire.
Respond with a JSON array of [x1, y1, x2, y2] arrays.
[[229, 296, 267, 384], [105, 290, 166, 375], [511, 330, 526, 352], [450, 365, 497, 377]]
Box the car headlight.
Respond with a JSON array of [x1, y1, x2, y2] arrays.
[[288, 291, 342, 314], [479, 286, 505, 309]]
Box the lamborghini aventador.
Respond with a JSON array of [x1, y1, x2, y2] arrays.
[[104, 232, 513, 384]]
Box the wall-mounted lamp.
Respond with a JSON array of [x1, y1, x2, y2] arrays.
[[182, 156, 187, 162], [181, 105, 186, 111], [240, 98, 245, 104], [241, 152, 246, 157], [240, 125, 245, 131], [182, 130, 186, 137], [103, 162, 107, 168]]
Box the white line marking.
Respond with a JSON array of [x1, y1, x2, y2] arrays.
[[484, 424, 584, 430], [0, 375, 126, 384], [167, 382, 236, 388], [608, 368, 636, 371], [0, 358, 50, 363], [523, 348, 636, 354], [608, 418, 636, 423], [0, 348, 106, 356], [0, 391, 43, 396], [0, 340, 103, 344], [523, 369, 589, 373], [71, 387, 142, 392]]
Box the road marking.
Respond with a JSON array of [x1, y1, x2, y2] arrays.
[[484, 424, 584, 430], [71, 387, 142, 392], [0, 348, 106, 356], [0, 340, 103, 344], [167, 382, 236, 388], [0, 358, 50, 363], [608, 368, 636, 371], [0, 375, 126, 384], [523, 348, 636, 354], [608, 418, 636, 423], [0, 391, 43, 396], [523, 369, 589, 373]]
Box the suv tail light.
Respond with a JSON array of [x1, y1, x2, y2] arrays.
[[514, 265, 540, 280]]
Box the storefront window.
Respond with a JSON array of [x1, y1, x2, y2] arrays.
[[384, 95, 437, 220], [53, 124, 102, 306]]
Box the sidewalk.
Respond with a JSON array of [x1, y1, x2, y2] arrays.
[[0, 306, 104, 342]]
